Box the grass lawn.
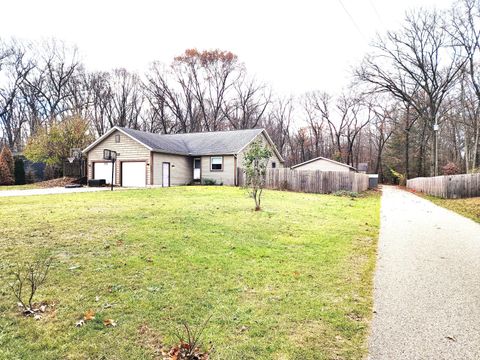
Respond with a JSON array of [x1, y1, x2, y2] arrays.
[[426, 196, 480, 223], [0, 184, 39, 191], [0, 187, 380, 359]]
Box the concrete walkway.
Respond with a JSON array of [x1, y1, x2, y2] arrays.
[[0, 187, 111, 197], [369, 186, 480, 359]]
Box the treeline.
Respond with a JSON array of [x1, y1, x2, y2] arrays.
[[1, 0, 480, 182]]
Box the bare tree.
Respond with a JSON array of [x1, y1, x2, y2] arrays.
[[223, 76, 271, 130], [0, 40, 35, 150], [263, 96, 293, 158], [24, 40, 80, 125], [357, 9, 466, 175], [107, 68, 144, 129]]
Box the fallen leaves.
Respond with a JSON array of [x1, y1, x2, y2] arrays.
[[75, 309, 116, 328], [103, 319, 117, 327], [137, 322, 212, 360], [166, 341, 210, 360], [17, 301, 52, 318], [84, 310, 95, 321]]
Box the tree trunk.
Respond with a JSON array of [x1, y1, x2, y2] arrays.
[[405, 130, 410, 180]]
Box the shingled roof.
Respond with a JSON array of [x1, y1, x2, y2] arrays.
[[83, 126, 284, 161]]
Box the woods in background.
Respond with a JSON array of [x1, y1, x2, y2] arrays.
[[1, 0, 480, 183]]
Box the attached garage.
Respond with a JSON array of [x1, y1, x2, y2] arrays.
[[93, 162, 115, 184], [121, 161, 146, 187]]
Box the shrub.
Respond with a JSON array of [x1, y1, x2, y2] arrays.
[[201, 178, 217, 186], [442, 162, 460, 175], [44, 164, 60, 180], [0, 146, 14, 185], [333, 190, 359, 198], [7, 255, 53, 315], [0, 145, 14, 174], [388, 166, 406, 186], [168, 316, 212, 360], [14, 157, 26, 185], [0, 160, 14, 185], [25, 169, 36, 184]]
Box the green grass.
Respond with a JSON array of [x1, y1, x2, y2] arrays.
[[0, 187, 380, 359], [0, 184, 38, 190], [427, 196, 480, 223]]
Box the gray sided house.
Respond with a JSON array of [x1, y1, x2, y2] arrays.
[[83, 127, 284, 187]]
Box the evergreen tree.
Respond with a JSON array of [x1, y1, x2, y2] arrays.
[[0, 146, 15, 185], [14, 157, 26, 185]]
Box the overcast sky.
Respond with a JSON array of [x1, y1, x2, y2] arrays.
[[1, 0, 454, 96]]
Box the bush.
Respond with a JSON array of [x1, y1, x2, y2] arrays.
[[25, 169, 36, 184], [0, 146, 14, 185], [44, 164, 60, 180], [0, 161, 14, 185], [7, 255, 52, 315], [0, 146, 14, 174], [388, 166, 406, 186], [442, 162, 460, 175], [201, 178, 217, 186], [14, 158, 26, 185], [333, 190, 359, 198]]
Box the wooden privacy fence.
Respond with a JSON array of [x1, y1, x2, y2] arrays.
[[237, 168, 369, 194], [63, 159, 85, 178], [406, 173, 480, 199]]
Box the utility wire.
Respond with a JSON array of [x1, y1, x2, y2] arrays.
[[337, 0, 367, 41], [369, 0, 385, 27]]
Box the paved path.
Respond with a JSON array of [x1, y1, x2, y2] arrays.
[[0, 187, 111, 197], [369, 186, 480, 359]]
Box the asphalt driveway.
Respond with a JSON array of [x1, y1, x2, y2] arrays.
[[369, 186, 480, 359]]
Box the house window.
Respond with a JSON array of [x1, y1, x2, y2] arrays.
[[115, 134, 120, 143], [210, 156, 223, 171], [272, 162, 276, 169]]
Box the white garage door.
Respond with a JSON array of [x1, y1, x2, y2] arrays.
[[122, 162, 146, 187], [94, 162, 115, 184]]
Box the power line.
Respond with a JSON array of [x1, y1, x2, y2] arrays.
[[369, 0, 385, 27], [337, 0, 367, 41]]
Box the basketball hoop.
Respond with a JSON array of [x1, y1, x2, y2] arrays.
[[103, 149, 117, 191], [71, 148, 82, 160]]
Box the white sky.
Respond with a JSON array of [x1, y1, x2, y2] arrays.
[[1, 0, 454, 96]]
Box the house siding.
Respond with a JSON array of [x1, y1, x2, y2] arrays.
[[87, 129, 151, 185], [153, 153, 193, 186], [200, 155, 236, 185], [293, 159, 353, 172], [236, 132, 284, 170]]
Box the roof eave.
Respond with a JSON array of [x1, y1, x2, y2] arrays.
[[291, 156, 355, 170], [83, 126, 154, 153], [236, 129, 285, 163]]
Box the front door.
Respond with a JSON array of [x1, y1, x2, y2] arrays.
[[162, 162, 170, 187], [193, 158, 201, 180]]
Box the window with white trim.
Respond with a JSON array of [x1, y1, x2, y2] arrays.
[[210, 156, 223, 171], [115, 134, 121, 143]]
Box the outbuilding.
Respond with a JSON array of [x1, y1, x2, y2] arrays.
[[291, 156, 357, 172]]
